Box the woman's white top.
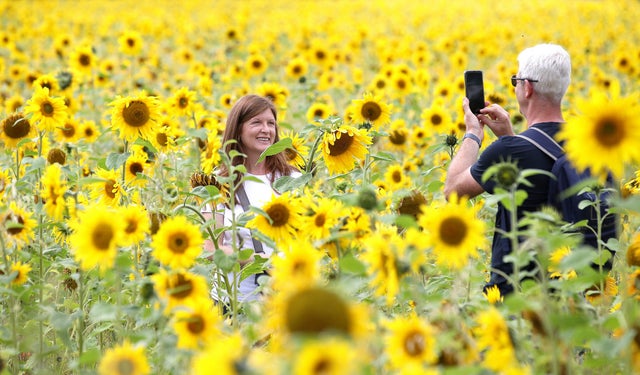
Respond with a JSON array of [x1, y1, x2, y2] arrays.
[[203, 171, 300, 303]]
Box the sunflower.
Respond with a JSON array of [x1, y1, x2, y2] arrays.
[[384, 314, 438, 369], [167, 87, 197, 117], [190, 334, 246, 375], [349, 92, 392, 130], [421, 102, 453, 135], [40, 163, 67, 221], [98, 341, 150, 375], [0, 169, 11, 200], [360, 228, 404, 305], [79, 120, 99, 143], [4, 94, 24, 113], [298, 196, 344, 241], [10, 261, 32, 286], [32, 73, 60, 93], [246, 53, 268, 76], [69, 206, 125, 271], [557, 91, 640, 180], [385, 118, 410, 152], [384, 163, 411, 191], [628, 270, 640, 300], [285, 56, 308, 80], [270, 241, 324, 293], [548, 246, 577, 280], [88, 168, 125, 206], [418, 193, 486, 269], [483, 285, 503, 305], [473, 307, 518, 373], [247, 192, 303, 245], [153, 269, 210, 312], [1, 112, 35, 148], [367, 73, 389, 95], [23, 86, 68, 132], [280, 129, 309, 170], [306, 102, 334, 125], [293, 338, 357, 375], [200, 130, 222, 174], [389, 70, 414, 99], [320, 125, 372, 175], [125, 148, 151, 187], [172, 300, 221, 350], [118, 205, 150, 246], [55, 117, 80, 143], [3, 202, 37, 247], [110, 93, 160, 142], [118, 30, 143, 56], [255, 82, 288, 108], [69, 44, 96, 78], [151, 215, 203, 270]]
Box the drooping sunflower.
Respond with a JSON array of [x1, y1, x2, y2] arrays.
[[172, 300, 221, 350], [40, 163, 67, 221], [118, 204, 150, 246], [280, 129, 309, 170], [349, 92, 392, 130], [293, 338, 357, 375], [247, 192, 303, 245], [384, 314, 438, 370], [151, 215, 204, 270], [110, 93, 160, 142], [10, 261, 32, 286], [3, 202, 37, 247], [418, 193, 486, 269], [1, 112, 35, 148], [69, 206, 125, 272], [320, 125, 372, 176], [98, 341, 150, 375], [23, 86, 68, 132], [557, 91, 640, 180], [167, 87, 197, 117], [88, 168, 125, 206], [153, 269, 211, 312]]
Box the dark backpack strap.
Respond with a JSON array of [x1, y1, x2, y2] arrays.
[[516, 127, 564, 160], [235, 185, 265, 254]]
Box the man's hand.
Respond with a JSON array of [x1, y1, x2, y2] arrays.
[[478, 103, 514, 137]]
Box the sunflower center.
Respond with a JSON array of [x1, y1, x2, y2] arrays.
[[3, 115, 31, 139], [105, 180, 117, 199], [170, 274, 194, 299], [117, 358, 135, 375], [169, 233, 189, 254], [252, 60, 263, 69], [430, 114, 442, 126], [5, 214, 25, 235], [266, 203, 290, 227], [79, 53, 91, 67], [392, 170, 402, 183], [187, 315, 205, 334], [595, 119, 623, 147], [92, 222, 114, 250], [285, 287, 351, 335], [47, 148, 67, 165], [178, 97, 189, 109], [42, 101, 55, 116], [129, 162, 144, 176], [389, 130, 406, 146], [125, 219, 137, 234], [126, 38, 135, 47], [404, 330, 426, 357], [314, 213, 326, 227], [313, 359, 331, 374], [122, 101, 150, 127], [284, 148, 297, 161], [398, 191, 427, 219], [439, 217, 467, 246], [361, 102, 382, 122], [62, 123, 76, 137], [327, 131, 354, 157], [156, 132, 168, 147]]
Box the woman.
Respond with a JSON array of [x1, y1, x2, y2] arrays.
[[202, 94, 299, 306]]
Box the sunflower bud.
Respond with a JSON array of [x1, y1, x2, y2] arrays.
[[445, 134, 458, 147], [494, 162, 520, 189], [56, 71, 73, 90], [357, 186, 378, 211], [139, 280, 155, 302]]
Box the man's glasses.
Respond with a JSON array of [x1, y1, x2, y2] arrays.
[[511, 75, 539, 87]]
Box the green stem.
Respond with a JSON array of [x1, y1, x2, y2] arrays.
[[77, 270, 85, 363], [509, 186, 521, 294], [304, 129, 325, 175]]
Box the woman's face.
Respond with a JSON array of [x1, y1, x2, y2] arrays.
[[239, 108, 276, 158]]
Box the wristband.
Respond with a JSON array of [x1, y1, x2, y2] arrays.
[[462, 133, 482, 148]]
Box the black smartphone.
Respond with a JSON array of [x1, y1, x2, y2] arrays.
[[464, 70, 485, 115]]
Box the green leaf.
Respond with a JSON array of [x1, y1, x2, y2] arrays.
[[339, 252, 367, 275], [257, 138, 293, 163], [78, 347, 101, 366], [89, 303, 118, 323], [273, 173, 312, 193], [105, 151, 130, 170], [213, 249, 237, 273]]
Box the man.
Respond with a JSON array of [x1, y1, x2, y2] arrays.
[[444, 44, 572, 296]]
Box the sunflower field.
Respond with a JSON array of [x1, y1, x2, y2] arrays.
[[2, 0, 640, 374]]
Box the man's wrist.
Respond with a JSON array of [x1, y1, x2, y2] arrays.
[[462, 132, 482, 148]]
